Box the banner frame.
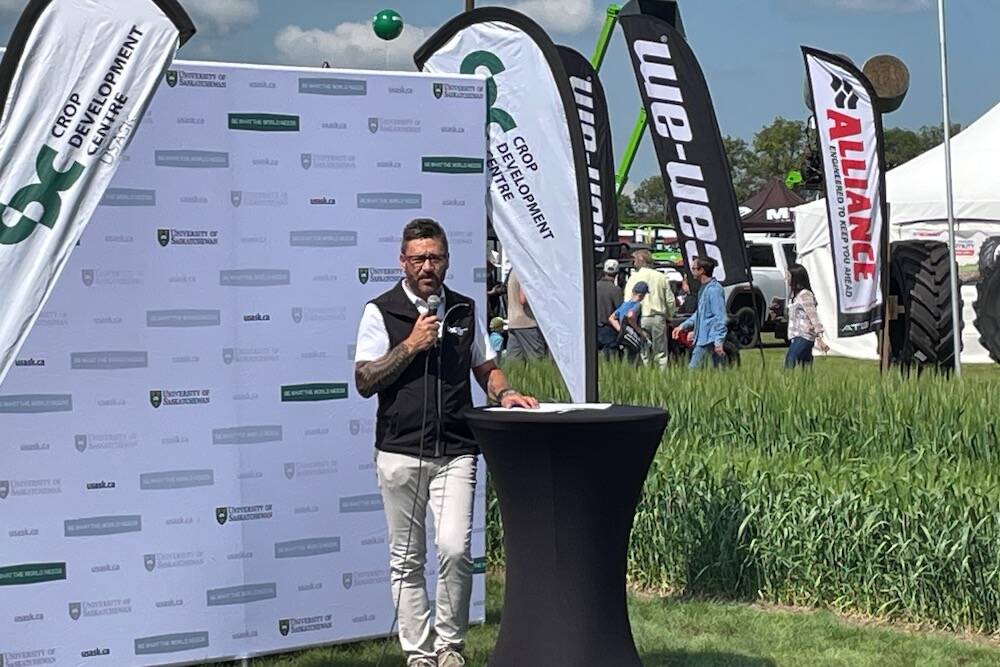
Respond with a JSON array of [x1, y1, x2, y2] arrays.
[[618, 1, 751, 287], [416, 7, 598, 402], [0, 0, 195, 109], [556, 44, 618, 263], [802, 45, 890, 339]]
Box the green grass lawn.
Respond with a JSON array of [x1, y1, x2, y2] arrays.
[[218, 577, 1000, 667]]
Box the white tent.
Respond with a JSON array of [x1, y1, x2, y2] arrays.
[[794, 101, 1000, 363]]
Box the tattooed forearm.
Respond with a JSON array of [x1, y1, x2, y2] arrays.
[[355, 342, 417, 398]]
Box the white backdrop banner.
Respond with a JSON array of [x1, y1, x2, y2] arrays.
[[0, 60, 488, 666]]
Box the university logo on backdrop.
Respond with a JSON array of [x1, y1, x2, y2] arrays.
[[157, 229, 170, 247], [149, 390, 163, 409], [368, 117, 379, 134], [144, 554, 156, 572], [358, 268, 370, 285], [216, 507, 229, 525], [279, 619, 290, 637], [433, 82, 444, 99], [300, 153, 312, 170], [68, 602, 81, 621], [0, 480, 9, 500]]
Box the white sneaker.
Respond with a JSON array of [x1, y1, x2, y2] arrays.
[[437, 647, 466, 667]]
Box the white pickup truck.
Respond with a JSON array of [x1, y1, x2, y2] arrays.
[[724, 235, 798, 347]]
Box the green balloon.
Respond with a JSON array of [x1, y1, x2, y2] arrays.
[[373, 9, 403, 41]]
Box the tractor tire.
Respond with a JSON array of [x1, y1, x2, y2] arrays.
[[888, 240, 962, 372], [979, 236, 1000, 277], [732, 306, 760, 349], [974, 265, 1000, 364]]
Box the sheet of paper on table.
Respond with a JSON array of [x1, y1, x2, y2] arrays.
[[485, 403, 613, 413]]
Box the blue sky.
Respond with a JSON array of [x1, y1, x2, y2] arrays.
[[1, 0, 997, 188]]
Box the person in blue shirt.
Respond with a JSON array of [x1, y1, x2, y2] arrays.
[[489, 317, 505, 357], [672, 257, 728, 369], [609, 281, 651, 363]]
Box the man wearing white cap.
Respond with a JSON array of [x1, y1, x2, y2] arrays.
[[595, 258, 623, 355]]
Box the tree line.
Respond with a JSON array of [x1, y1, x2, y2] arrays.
[[620, 118, 961, 223]]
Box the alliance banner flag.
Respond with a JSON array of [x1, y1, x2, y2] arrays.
[[619, 0, 750, 285], [0, 0, 195, 385], [416, 8, 598, 402], [803, 46, 886, 337], [557, 45, 618, 262]]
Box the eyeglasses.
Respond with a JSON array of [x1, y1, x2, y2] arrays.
[[403, 254, 448, 268]]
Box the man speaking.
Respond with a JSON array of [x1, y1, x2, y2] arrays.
[[354, 219, 537, 667]]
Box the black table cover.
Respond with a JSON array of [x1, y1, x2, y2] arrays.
[[466, 405, 669, 667]]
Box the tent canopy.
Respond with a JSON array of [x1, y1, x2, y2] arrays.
[[739, 178, 805, 234]]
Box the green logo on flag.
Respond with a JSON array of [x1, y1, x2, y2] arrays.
[[460, 51, 516, 132], [0, 146, 85, 245]]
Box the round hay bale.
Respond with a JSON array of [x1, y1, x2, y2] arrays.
[[863, 54, 910, 113]]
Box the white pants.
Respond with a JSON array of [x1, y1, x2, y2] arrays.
[[376, 450, 477, 665]]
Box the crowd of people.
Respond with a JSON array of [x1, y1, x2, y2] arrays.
[[487, 248, 830, 371]]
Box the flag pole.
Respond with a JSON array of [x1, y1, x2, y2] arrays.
[[465, 0, 474, 11], [938, 0, 963, 377]]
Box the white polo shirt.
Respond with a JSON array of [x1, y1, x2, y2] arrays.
[[354, 280, 496, 367]]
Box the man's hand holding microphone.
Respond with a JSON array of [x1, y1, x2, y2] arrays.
[[404, 311, 440, 353], [404, 298, 537, 410]]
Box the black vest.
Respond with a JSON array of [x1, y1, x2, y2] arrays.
[[370, 283, 478, 458]]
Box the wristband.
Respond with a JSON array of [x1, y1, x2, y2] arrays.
[[495, 388, 518, 402]]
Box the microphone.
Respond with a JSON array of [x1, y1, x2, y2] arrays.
[[426, 295, 442, 344]]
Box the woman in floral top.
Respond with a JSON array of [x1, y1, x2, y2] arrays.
[[785, 264, 829, 369]]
